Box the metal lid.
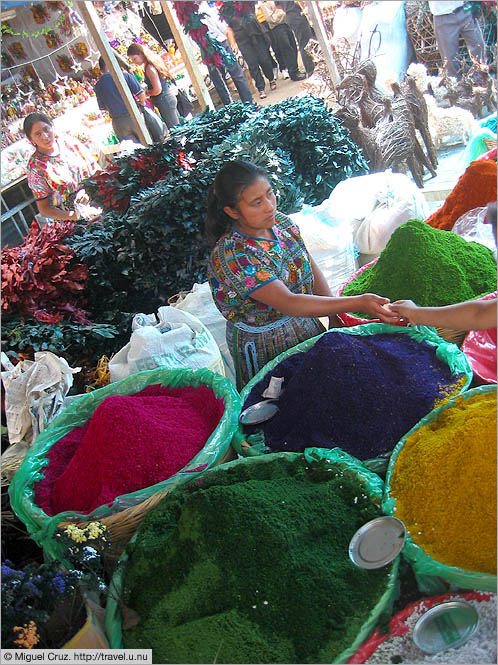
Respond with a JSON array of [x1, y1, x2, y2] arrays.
[[412, 600, 479, 654], [239, 400, 279, 425], [348, 516, 406, 569]]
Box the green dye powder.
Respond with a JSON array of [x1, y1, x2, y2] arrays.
[[122, 456, 393, 664], [342, 220, 497, 316]]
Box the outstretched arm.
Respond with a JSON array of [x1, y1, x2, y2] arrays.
[[388, 298, 497, 331]]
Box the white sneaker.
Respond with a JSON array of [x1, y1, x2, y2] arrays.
[[281, 69, 290, 79]]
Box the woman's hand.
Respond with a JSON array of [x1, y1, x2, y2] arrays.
[[358, 293, 400, 323], [75, 189, 89, 205], [387, 300, 418, 324]]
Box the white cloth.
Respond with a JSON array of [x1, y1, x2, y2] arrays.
[[199, 1, 228, 42], [428, 1, 465, 16]]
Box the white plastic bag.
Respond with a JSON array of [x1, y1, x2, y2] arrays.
[[452, 206, 497, 256], [1, 352, 80, 477], [290, 205, 359, 296], [108, 306, 225, 382], [170, 282, 236, 385], [324, 171, 430, 256], [1, 351, 80, 447]]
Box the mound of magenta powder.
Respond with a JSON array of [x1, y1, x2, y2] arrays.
[[35, 384, 224, 515]]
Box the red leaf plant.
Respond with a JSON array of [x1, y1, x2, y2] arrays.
[[2, 220, 90, 324]]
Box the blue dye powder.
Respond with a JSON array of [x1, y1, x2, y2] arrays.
[[243, 331, 464, 459]]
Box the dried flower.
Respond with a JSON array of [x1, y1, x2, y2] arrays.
[[13, 621, 39, 649]]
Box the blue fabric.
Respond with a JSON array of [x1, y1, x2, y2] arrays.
[[94, 72, 142, 117]]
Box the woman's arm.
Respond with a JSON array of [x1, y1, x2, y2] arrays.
[[36, 197, 77, 221], [388, 299, 497, 331], [249, 278, 398, 322], [145, 64, 163, 96]]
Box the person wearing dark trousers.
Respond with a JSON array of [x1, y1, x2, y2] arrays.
[[260, 1, 305, 81], [199, 1, 253, 106], [229, 16, 277, 99], [428, 1, 486, 79], [276, 1, 315, 77], [94, 57, 147, 142]]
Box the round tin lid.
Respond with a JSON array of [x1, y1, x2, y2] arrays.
[[348, 516, 406, 569], [412, 600, 480, 654], [239, 401, 279, 425]]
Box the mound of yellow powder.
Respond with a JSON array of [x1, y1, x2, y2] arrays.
[[390, 392, 497, 575]]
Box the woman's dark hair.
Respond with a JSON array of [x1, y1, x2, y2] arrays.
[[205, 160, 268, 246], [23, 112, 53, 140]]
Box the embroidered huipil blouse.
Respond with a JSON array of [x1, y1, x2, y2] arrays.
[[208, 212, 314, 326], [26, 137, 98, 208]]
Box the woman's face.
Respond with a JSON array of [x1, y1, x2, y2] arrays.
[[28, 120, 55, 153], [129, 53, 145, 66], [224, 176, 277, 236]]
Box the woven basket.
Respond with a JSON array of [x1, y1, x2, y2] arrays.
[[483, 136, 497, 151], [405, 9, 442, 70]]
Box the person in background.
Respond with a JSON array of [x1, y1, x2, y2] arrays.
[[23, 112, 99, 222], [428, 1, 487, 79], [389, 202, 497, 330], [228, 13, 277, 99], [126, 42, 180, 129], [255, 2, 280, 79], [198, 0, 254, 107], [259, 0, 305, 81], [94, 56, 147, 143], [205, 160, 398, 389], [276, 1, 315, 77]]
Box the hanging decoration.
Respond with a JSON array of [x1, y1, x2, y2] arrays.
[[216, 1, 255, 26], [2, 51, 15, 68], [70, 42, 89, 61], [45, 29, 63, 49], [56, 54, 74, 74], [8, 42, 26, 61], [58, 4, 73, 37], [172, 1, 235, 68], [30, 3, 51, 24]]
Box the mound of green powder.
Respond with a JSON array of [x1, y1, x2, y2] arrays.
[[122, 456, 393, 664], [342, 220, 497, 316]]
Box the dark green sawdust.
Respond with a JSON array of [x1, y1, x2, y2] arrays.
[[342, 220, 497, 317], [122, 456, 392, 664]]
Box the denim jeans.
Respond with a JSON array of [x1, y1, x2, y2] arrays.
[[150, 89, 180, 128], [207, 40, 253, 106]]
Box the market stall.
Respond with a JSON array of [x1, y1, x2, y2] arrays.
[[1, 1, 497, 661]]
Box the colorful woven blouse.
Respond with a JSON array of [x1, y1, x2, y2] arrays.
[[26, 136, 98, 208], [208, 212, 314, 326]]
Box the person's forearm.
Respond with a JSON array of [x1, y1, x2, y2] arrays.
[[264, 292, 368, 318], [36, 200, 76, 221], [405, 301, 497, 331]]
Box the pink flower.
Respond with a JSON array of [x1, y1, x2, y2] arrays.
[[244, 276, 256, 288]]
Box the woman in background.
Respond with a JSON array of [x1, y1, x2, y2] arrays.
[[127, 42, 180, 129], [23, 112, 99, 221]]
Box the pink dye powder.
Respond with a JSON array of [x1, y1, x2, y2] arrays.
[[35, 384, 225, 515]]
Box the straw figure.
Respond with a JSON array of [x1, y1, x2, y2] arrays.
[[334, 105, 385, 171], [399, 74, 438, 171]]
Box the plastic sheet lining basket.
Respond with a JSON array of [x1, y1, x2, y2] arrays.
[[232, 323, 472, 475], [337, 257, 469, 347], [105, 448, 400, 663], [382, 384, 497, 594], [8, 367, 241, 561]]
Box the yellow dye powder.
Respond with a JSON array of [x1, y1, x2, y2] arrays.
[[391, 392, 497, 575], [434, 374, 467, 409]]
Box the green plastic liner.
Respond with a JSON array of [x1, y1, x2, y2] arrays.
[[105, 447, 399, 663], [8, 367, 242, 561], [383, 384, 497, 593]]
